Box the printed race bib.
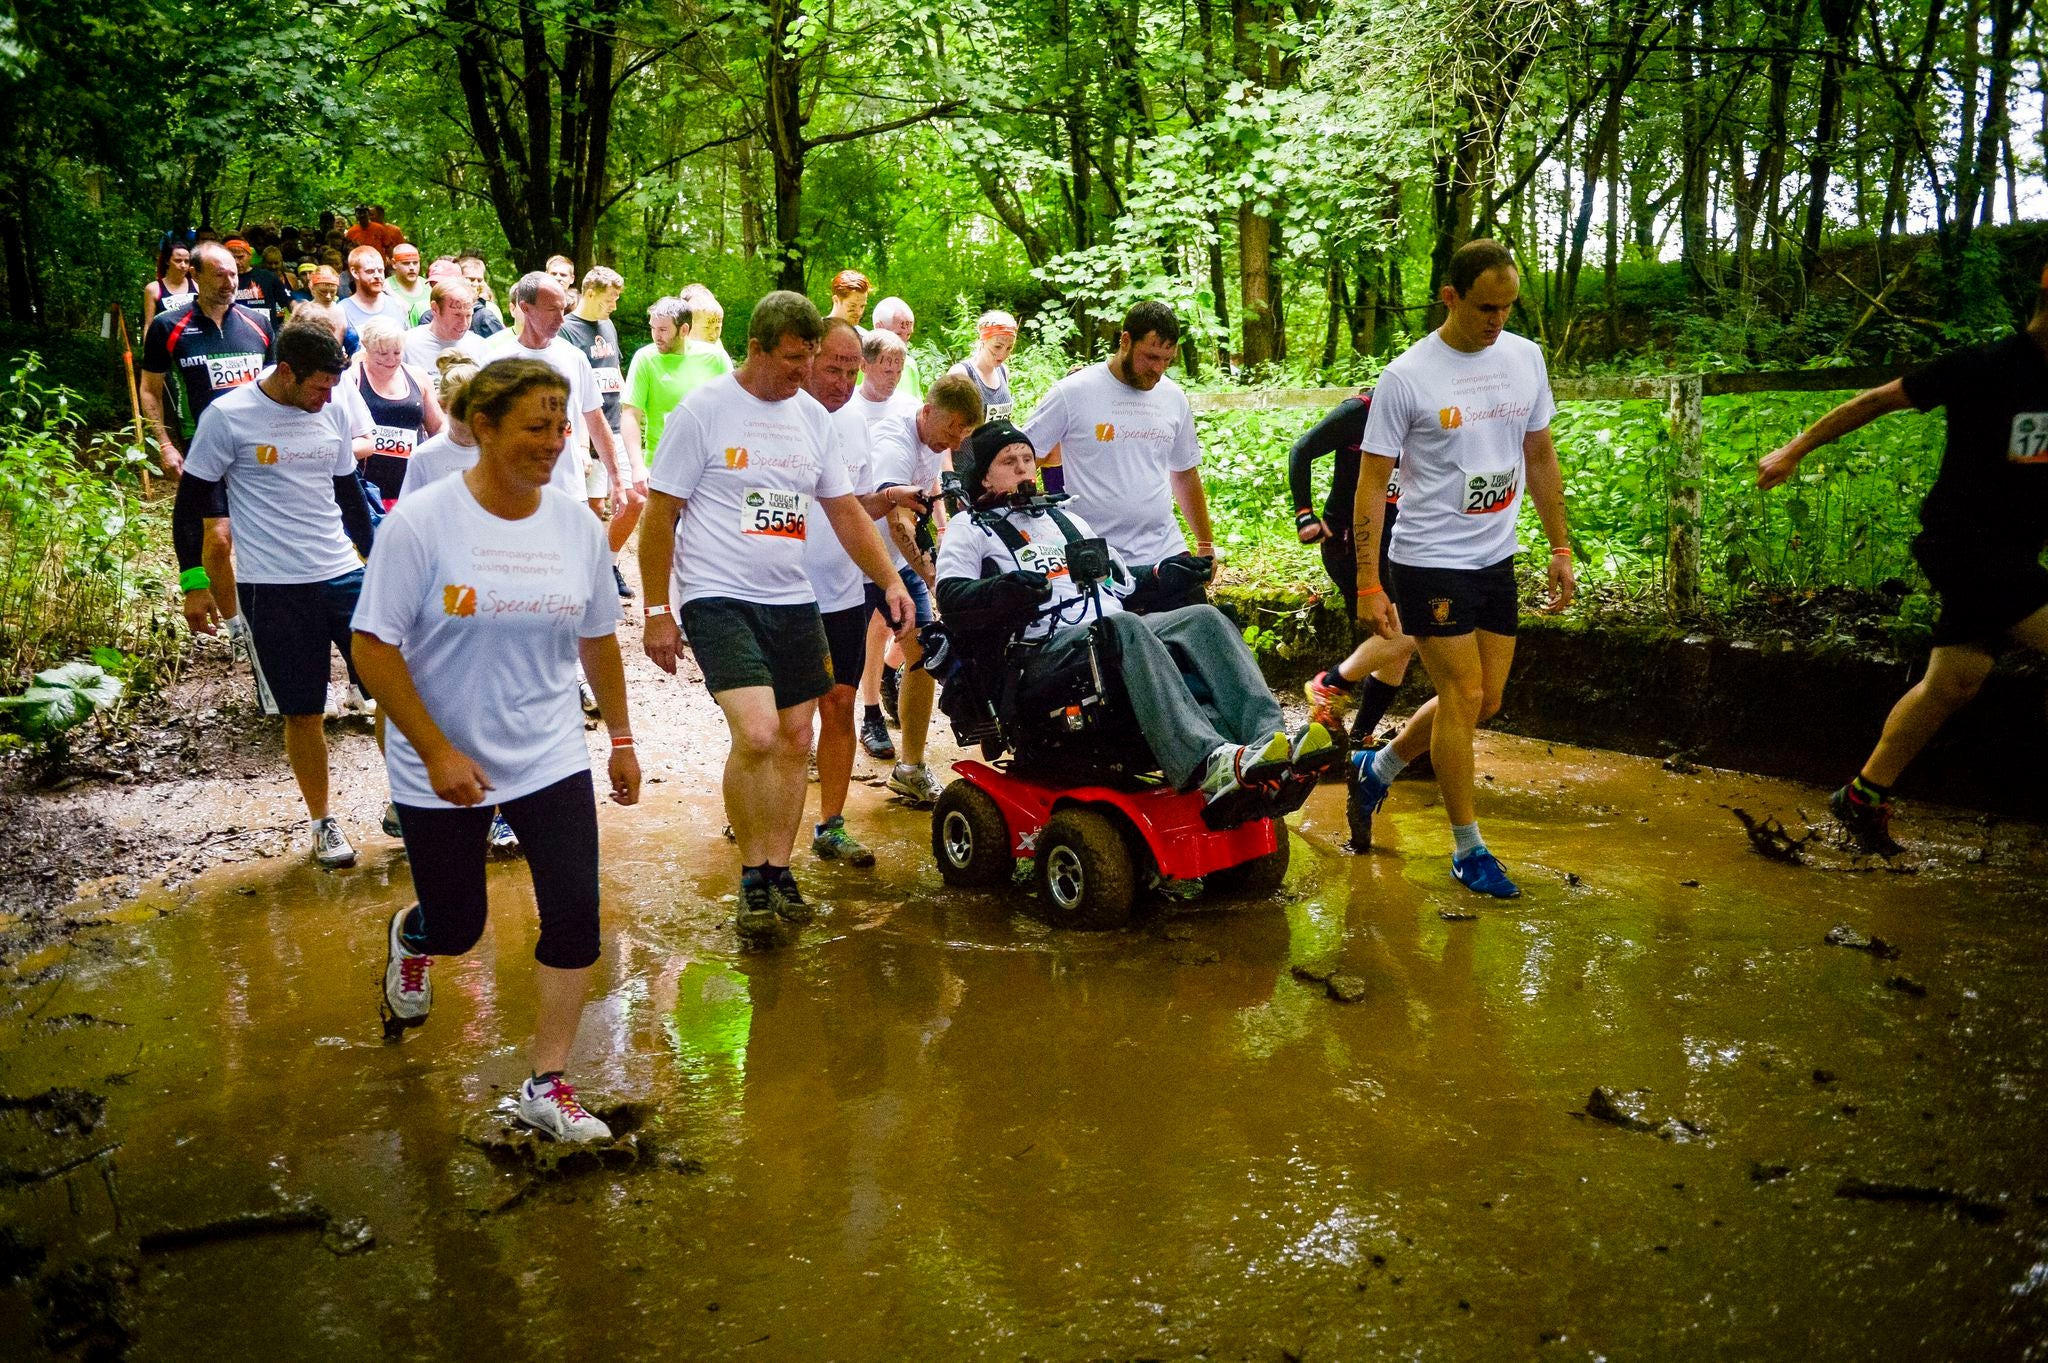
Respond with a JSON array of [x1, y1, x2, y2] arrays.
[[203, 353, 263, 392], [1014, 541, 1069, 579], [2009, 412, 2048, 465], [1461, 466, 1518, 515], [1386, 464, 1403, 504], [370, 424, 417, 459], [986, 401, 1014, 422], [592, 367, 625, 395], [740, 488, 809, 540]]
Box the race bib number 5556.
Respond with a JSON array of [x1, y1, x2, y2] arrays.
[[1462, 467, 1518, 514], [740, 488, 808, 539], [2009, 412, 2048, 464]]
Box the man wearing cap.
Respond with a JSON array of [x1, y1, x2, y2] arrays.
[[937, 422, 1337, 824], [1758, 258, 2048, 856]]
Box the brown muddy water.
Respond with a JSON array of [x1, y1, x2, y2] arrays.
[[4, 734, 2047, 1361]]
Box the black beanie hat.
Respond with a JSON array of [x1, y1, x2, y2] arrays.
[[957, 420, 1035, 504]]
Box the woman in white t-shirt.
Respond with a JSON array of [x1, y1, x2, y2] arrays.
[[352, 356, 640, 1144], [400, 353, 482, 495]]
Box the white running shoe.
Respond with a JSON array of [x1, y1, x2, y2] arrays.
[[577, 668, 599, 715], [488, 811, 520, 853], [888, 762, 943, 805], [380, 907, 431, 1033], [515, 1075, 612, 1143], [311, 817, 356, 868], [223, 614, 252, 666]]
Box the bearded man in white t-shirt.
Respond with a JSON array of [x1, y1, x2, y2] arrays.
[[475, 272, 628, 511], [1021, 299, 1218, 613], [1346, 239, 1576, 902], [638, 292, 915, 943]]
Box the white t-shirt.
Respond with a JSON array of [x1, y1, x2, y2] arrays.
[[183, 381, 362, 584], [935, 503, 1131, 642], [648, 375, 852, 607], [803, 402, 878, 613], [852, 389, 918, 431], [340, 290, 408, 333], [1020, 362, 1202, 567], [1362, 330, 1555, 570], [472, 330, 600, 502], [351, 477, 619, 808], [400, 431, 479, 496], [868, 407, 946, 570], [403, 324, 480, 376]]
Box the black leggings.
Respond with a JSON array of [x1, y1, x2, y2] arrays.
[[396, 770, 602, 970]]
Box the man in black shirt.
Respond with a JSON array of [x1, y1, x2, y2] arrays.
[[141, 240, 276, 646], [1287, 391, 1415, 745], [1759, 262, 2048, 853]]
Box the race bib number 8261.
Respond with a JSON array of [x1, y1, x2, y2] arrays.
[[741, 488, 808, 540]]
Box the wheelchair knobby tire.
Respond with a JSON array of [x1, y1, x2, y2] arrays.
[[1204, 818, 1291, 898], [932, 781, 1013, 888], [1035, 808, 1136, 929]]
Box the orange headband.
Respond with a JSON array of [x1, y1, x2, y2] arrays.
[[979, 322, 1017, 339]]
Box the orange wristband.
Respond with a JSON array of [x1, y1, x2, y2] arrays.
[[1359, 584, 1385, 598]]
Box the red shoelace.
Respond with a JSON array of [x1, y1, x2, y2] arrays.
[[541, 1080, 591, 1120], [399, 954, 430, 992]]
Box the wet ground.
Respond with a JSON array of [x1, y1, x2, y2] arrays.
[[5, 706, 2048, 1358]]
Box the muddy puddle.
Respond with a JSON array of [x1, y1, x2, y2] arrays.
[[4, 733, 2047, 1360]]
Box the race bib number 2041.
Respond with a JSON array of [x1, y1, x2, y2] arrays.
[[740, 488, 808, 540], [2009, 412, 2048, 465], [1462, 467, 1519, 515]]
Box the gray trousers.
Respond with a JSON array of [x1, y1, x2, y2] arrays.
[[1018, 605, 1284, 789]]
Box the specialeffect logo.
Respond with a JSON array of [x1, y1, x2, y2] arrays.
[[724, 447, 749, 469], [1438, 407, 1463, 430], [442, 585, 477, 617], [1094, 423, 1115, 442], [254, 444, 279, 465]]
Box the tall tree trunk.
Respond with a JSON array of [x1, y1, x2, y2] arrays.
[[1968, 0, 2018, 228], [1798, 0, 1857, 280], [765, 0, 808, 290], [1232, 0, 1281, 369], [1951, 0, 1984, 246]]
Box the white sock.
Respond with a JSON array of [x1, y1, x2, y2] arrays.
[[1452, 821, 1485, 857], [1370, 745, 1409, 784], [223, 613, 248, 636]]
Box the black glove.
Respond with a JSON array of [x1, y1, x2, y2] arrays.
[[936, 570, 1051, 636], [1156, 553, 1214, 594]]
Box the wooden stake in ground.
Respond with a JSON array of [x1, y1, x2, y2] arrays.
[[112, 303, 153, 497]]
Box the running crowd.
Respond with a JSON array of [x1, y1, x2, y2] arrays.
[[142, 216, 2048, 1140]]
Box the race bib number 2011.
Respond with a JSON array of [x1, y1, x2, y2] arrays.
[[740, 488, 808, 540], [2009, 412, 2048, 465], [1462, 467, 1518, 515], [204, 353, 263, 392]]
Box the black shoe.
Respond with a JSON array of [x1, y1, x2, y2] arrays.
[[860, 712, 896, 761], [880, 665, 901, 726], [769, 870, 814, 924], [736, 881, 780, 941], [613, 564, 634, 599], [1830, 784, 1901, 857]]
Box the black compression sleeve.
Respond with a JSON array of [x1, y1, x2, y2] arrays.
[[171, 474, 220, 572], [334, 477, 376, 558], [1287, 398, 1366, 514]]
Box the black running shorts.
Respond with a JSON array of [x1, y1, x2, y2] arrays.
[[679, 596, 832, 708], [1385, 554, 1519, 638], [1913, 534, 2048, 649]]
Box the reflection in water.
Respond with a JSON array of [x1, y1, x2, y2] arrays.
[[5, 739, 2048, 1359]]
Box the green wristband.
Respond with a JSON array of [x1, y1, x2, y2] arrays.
[[179, 566, 211, 593]]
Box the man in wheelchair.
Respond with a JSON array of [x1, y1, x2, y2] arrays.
[[932, 421, 1339, 828]]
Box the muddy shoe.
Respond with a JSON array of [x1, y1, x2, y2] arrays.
[[812, 815, 876, 867], [736, 880, 781, 942], [1202, 732, 1290, 829], [381, 802, 404, 839], [770, 869, 815, 925], [1290, 721, 1342, 781], [1830, 784, 1901, 857], [380, 907, 432, 1041], [514, 1074, 612, 1143], [1451, 848, 1521, 899], [1345, 748, 1393, 850]]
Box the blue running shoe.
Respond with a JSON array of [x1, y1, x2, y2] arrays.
[[1345, 749, 1393, 849], [1451, 848, 1521, 899]]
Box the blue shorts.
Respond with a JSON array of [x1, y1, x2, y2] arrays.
[[238, 569, 365, 716], [864, 565, 933, 628]]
